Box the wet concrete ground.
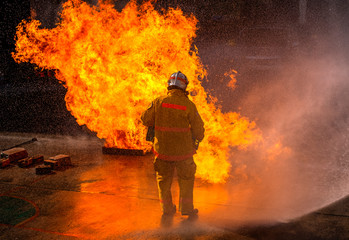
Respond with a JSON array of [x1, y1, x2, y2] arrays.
[[0, 132, 348, 240]]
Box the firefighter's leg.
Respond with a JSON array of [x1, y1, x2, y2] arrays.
[[176, 157, 196, 215], [154, 158, 176, 214]]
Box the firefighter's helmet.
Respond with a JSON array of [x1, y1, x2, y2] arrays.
[[168, 71, 188, 91]]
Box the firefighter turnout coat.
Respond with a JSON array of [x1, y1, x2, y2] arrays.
[[141, 88, 205, 161]]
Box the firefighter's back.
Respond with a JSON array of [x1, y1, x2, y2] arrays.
[[153, 89, 196, 159]]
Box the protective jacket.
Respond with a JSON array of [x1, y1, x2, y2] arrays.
[[141, 89, 205, 161]]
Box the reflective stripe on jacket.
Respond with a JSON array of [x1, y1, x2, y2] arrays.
[[141, 89, 205, 160]]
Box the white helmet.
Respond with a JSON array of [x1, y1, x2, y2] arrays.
[[167, 71, 189, 91]]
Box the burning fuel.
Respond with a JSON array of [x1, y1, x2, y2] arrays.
[[12, 0, 276, 183]]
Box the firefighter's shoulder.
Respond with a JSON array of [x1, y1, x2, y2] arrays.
[[146, 101, 153, 110], [147, 95, 162, 108], [185, 98, 198, 111]]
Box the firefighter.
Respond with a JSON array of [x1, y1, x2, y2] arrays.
[[141, 71, 205, 226]]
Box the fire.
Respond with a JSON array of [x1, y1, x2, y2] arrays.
[[225, 69, 237, 90], [266, 141, 292, 162], [13, 0, 261, 183]]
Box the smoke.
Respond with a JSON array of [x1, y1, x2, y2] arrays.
[[30, 0, 63, 28], [27, 0, 349, 227], [201, 31, 349, 225], [20, 133, 104, 160]]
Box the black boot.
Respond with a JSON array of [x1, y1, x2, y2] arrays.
[[187, 209, 198, 221], [160, 205, 176, 228]]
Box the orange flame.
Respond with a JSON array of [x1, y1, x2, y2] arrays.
[[225, 69, 237, 90], [13, 0, 261, 183]]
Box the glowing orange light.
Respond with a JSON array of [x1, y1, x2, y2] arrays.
[[225, 69, 237, 90], [266, 141, 292, 162], [13, 0, 262, 183]]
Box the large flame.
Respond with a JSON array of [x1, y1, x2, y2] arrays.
[[13, 0, 261, 183]]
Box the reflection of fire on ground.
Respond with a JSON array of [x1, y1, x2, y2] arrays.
[[12, 0, 286, 183]]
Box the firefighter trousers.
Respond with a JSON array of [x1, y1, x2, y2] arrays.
[[154, 157, 196, 215]]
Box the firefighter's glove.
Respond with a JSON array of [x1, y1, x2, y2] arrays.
[[146, 126, 155, 142]]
